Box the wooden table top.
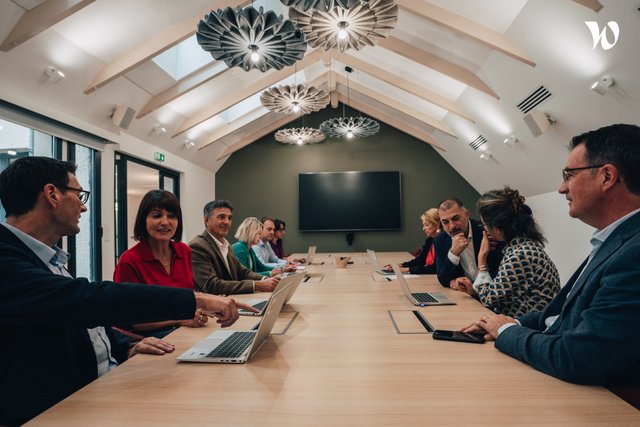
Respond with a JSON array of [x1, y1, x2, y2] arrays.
[[29, 252, 640, 426]]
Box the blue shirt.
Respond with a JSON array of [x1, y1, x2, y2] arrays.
[[252, 239, 286, 268]]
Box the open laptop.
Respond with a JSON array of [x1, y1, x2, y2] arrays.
[[176, 281, 292, 364], [239, 273, 305, 316], [296, 245, 317, 270], [366, 249, 394, 276], [392, 265, 456, 306]]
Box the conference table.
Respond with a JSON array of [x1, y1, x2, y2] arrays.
[[30, 252, 640, 425]]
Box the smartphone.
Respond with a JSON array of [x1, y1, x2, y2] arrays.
[[432, 329, 485, 344]]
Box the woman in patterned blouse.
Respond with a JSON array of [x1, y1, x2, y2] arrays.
[[450, 187, 561, 317]]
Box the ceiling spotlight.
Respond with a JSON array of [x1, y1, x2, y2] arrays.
[[480, 152, 493, 161], [346, 130, 354, 139], [7, 150, 17, 156], [590, 76, 614, 95], [151, 124, 167, 135], [184, 139, 196, 149], [44, 66, 65, 83], [296, 137, 304, 145], [503, 135, 518, 145]]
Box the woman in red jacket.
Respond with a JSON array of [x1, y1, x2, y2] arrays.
[[114, 190, 207, 338]]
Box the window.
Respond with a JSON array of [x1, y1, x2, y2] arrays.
[[0, 117, 101, 281]]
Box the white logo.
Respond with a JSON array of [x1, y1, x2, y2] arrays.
[[585, 21, 620, 50]]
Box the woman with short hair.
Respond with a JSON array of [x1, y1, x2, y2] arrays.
[[114, 190, 207, 337], [451, 187, 561, 317]]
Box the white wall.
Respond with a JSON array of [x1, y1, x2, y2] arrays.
[[527, 191, 594, 285]]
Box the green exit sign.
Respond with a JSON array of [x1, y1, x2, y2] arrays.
[[154, 152, 165, 162]]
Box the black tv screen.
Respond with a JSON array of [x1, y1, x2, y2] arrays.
[[299, 171, 402, 231]]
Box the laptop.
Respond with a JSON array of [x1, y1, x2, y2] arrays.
[[296, 245, 317, 270], [392, 265, 456, 306], [239, 273, 305, 316], [366, 249, 394, 276], [176, 281, 292, 363]]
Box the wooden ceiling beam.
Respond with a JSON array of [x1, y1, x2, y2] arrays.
[[216, 113, 298, 160], [332, 72, 457, 138], [137, 63, 231, 119], [332, 51, 474, 122], [198, 71, 329, 151], [377, 37, 499, 99], [572, 0, 603, 12], [172, 49, 324, 138], [1, 0, 96, 52], [336, 93, 444, 151], [396, 0, 535, 67], [83, 0, 249, 94]]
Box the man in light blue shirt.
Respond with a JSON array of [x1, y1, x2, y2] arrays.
[[253, 217, 296, 271]]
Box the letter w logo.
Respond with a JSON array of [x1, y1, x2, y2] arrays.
[[585, 21, 620, 50]]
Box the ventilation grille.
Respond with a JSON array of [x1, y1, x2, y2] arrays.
[[517, 86, 552, 114], [470, 135, 487, 150]]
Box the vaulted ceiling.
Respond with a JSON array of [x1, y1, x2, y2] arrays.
[[1, 0, 638, 196]]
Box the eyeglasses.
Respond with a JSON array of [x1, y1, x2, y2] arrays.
[[562, 164, 605, 182], [63, 186, 91, 205]]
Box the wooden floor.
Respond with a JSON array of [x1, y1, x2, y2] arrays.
[[29, 252, 640, 426]]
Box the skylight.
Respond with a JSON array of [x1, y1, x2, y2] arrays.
[[152, 34, 214, 81]]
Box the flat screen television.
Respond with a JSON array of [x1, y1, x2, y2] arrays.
[[298, 171, 402, 231]]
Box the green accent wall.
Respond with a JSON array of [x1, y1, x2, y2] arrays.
[[216, 105, 479, 254]]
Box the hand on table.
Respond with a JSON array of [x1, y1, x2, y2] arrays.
[[128, 336, 175, 358], [458, 313, 517, 341], [450, 277, 476, 296]]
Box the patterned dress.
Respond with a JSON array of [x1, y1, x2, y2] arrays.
[[476, 237, 560, 318]]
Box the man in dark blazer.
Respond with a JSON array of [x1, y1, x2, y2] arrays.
[[189, 200, 280, 295], [463, 124, 640, 391], [0, 158, 252, 425], [434, 198, 503, 287]]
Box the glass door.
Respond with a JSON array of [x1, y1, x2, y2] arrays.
[[114, 153, 179, 261]]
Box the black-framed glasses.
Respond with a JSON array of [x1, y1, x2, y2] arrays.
[[63, 186, 91, 205], [562, 164, 605, 182]]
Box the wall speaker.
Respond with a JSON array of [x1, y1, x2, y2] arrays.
[[523, 109, 550, 137], [110, 105, 136, 130]]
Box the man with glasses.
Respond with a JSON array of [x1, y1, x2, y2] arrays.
[[0, 157, 255, 425], [462, 124, 640, 395]]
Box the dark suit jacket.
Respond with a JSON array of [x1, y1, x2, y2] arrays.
[[0, 225, 196, 426], [434, 219, 503, 286], [401, 237, 436, 274], [189, 231, 263, 295], [496, 211, 640, 386]]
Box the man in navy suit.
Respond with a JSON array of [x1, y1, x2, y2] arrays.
[[463, 124, 640, 390], [433, 198, 503, 287]]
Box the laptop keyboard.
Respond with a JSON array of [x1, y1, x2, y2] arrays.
[[252, 300, 267, 311], [412, 292, 438, 303], [206, 331, 256, 358]]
